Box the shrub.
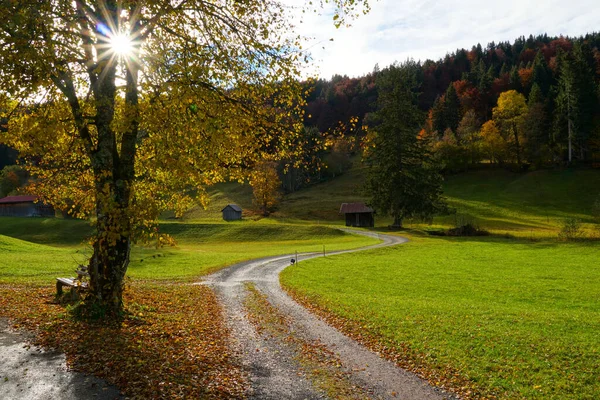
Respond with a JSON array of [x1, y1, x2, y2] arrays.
[[446, 223, 489, 237], [558, 218, 585, 241], [592, 195, 600, 224], [434, 215, 490, 237]]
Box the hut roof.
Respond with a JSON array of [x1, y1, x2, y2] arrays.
[[0, 195, 38, 204], [339, 203, 374, 214], [221, 204, 242, 212]]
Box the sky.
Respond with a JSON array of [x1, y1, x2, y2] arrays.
[[286, 0, 600, 79]]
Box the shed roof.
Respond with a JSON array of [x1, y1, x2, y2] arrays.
[[221, 204, 242, 212], [339, 203, 374, 214], [0, 195, 38, 204]]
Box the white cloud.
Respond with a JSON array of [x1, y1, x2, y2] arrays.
[[286, 0, 600, 79]]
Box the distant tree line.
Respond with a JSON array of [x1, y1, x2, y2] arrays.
[[299, 32, 600, 173]]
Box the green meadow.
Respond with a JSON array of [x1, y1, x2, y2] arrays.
[[278, 168, 600, 399], [270, 165, 600, 236], [437, 168, 600, 235], [281, 234, 600, 399], [0, 217, 378, 284]]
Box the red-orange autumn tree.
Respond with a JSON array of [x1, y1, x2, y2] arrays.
[[0, 0, 369, 316]]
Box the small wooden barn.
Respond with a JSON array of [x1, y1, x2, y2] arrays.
[[221, 204, 242, 221], [0, 195, 54, 217], [339, 203, 374, 227]]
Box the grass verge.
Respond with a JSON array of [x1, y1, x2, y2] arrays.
[[281, 234, 600, 399]]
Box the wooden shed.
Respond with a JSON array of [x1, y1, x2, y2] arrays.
[[339, 203, 374, 227], [221, 204, 242, 221], [0, 195, 54, 217]]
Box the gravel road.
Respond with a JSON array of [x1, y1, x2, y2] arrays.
[[203, 230, 454, 399]]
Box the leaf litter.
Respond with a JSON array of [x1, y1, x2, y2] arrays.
[[0, 282, 247, 399]]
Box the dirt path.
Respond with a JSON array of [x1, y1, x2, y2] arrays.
[[202, 230, 454, 399], [0, 318, 121, 400]]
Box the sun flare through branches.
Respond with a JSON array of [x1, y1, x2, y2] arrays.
[[109, 33, 133, 57]]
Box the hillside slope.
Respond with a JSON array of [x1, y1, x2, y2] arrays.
[[186, 165, 600, 234]]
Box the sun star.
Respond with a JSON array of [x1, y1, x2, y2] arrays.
[[110, 33, 133, 57]]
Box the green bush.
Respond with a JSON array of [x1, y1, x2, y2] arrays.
[[592, 194, 600, 223], [558, 218, 585, 241]]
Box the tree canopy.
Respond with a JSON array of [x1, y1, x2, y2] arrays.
[[0, 0, 369, 315]]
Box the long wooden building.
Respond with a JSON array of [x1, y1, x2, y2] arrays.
[[0, 195, 54, 217]]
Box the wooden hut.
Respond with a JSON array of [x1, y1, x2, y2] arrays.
[[221, 204, 242, 221], [0, 195, 54, 217], [339, 203, 374, 227]]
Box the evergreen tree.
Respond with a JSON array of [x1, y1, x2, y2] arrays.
[[509, 66, 522, 92], [572, 42, 598, 159], [479, 65, 495, 92], [444, 83, 461, 132], [554, 53, 579, 163], [431, 96, 446, 134], [531, 51, 551, 95], [364, 61, 445, 228], [528, 83, 544, 106], [524, 84, 549, 165]]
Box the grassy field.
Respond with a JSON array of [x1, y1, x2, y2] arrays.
[[157, 164, 600, 236], [2, 166, 599, 398], [0, 217, 378, 284], [272, 166, 599, 236], [176, 182, 255, 221], [437, 169, 600, 235], [276, 162, 369, 222], [281, 234, 600, 399], [179, 160, 370, 223]]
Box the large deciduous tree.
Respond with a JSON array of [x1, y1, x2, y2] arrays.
[[0, 0, 368, 315], [363, 61, 445, 228], [493, 90, 528, 167], [250, 161, 282, 216]]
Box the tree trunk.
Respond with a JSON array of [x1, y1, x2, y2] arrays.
[[86, 62, 134, 315], [83, 5, 139, 315], [389, 215, 403, 229], [513, 123, 522, 168], [88, 203, 131, 315], [568, 118, 573, 164]]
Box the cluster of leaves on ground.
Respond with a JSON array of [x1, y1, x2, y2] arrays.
[[243, 283, 370, 400], [0, 282, 247, 399]]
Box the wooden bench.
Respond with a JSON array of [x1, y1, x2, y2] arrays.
[[56, 267, 89, 300]]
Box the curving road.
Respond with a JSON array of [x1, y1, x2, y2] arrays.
[[201, 230, 454, 399]]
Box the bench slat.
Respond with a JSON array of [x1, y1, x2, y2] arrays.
[[57, 278, 75, 286]]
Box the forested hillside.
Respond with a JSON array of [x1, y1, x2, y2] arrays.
[[2, 33, 599, 202], [303, 32, 600, 171]]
